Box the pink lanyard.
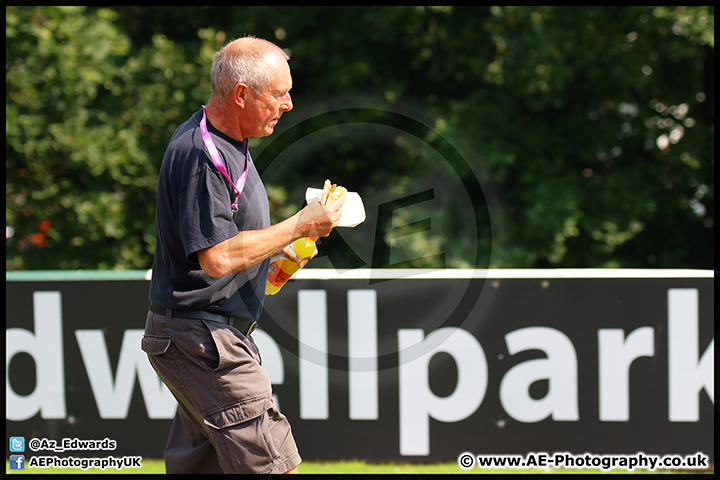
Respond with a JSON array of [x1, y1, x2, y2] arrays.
[[200, 105, 249, 213]]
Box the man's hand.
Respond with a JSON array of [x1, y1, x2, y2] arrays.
[[281, 243, 318, 266], [297, 195, 345, 239], [197, 195, 344, 278]]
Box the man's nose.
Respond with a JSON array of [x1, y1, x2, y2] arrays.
[[281, 93, 293, 112]]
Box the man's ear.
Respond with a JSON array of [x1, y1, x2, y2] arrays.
[[233, 83, 249, 107]]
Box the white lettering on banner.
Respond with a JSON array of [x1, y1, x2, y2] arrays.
[[398, 328, 488, 456], [298, 290, 329, 419], [4, 286, 715, 458], [499, 327, 579, 423], [598, 327, 655, 421], [5, 291, 66, 420], [252, 329, 285, 411], [668, 289, 714, 421], [76, 330, 176, 419], [348, 289, 379, 420]]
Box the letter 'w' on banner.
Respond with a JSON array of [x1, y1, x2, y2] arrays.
[[76, 329, 177, 420]]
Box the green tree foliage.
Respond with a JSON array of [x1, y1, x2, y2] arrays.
[[456, 6, 715, 268], [6, 6, 223, 269], [6, 6, 713, 270]]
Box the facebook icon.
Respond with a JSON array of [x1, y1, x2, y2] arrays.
[[10, 454, 25, 470]]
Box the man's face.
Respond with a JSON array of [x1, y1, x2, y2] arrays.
[[242, 56, 293, 138]]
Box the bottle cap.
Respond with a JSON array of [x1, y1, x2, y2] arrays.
[[294, 237, 316, 258]]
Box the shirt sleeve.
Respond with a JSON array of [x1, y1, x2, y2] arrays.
[[178, 164, 239, 261]]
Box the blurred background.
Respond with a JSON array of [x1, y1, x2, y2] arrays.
[[6, 6, 714, 271]]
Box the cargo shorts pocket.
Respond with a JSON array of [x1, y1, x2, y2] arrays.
[[141, 334, 191, 392], [203, 396, 280, 471], [202, 319, 262, 369]]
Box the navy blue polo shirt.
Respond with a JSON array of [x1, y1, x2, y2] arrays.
[[149, 109, 271, 321]]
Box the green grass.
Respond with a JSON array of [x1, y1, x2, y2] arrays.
[[6, 458, 713, 474]]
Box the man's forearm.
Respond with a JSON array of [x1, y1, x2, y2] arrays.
[[198, 214, 304, 277], [198, 196, 345, 278]]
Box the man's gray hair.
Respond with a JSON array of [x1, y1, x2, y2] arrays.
[[210, 36, 289, 104]]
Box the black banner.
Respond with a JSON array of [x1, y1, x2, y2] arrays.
[[5, 270, 714, 462]]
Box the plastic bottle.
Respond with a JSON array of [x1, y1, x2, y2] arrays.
[[265, 237, 318, 295]]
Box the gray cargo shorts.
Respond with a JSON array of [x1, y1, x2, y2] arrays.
[[141, 309, 301, 474]]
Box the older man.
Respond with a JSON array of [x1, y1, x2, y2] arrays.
[[142, 36, 344, 474]]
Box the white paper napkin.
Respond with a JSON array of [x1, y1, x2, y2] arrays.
[[305, 187, 366, 227]]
